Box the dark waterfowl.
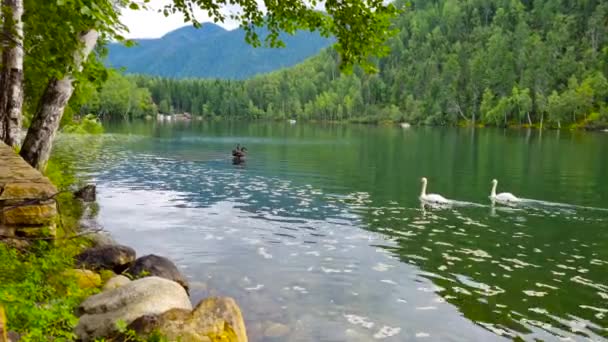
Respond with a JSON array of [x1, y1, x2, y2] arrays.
[[232, 144, 247, 158], [232, 144, 247, 164]]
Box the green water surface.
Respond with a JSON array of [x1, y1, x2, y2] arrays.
[[56, 121, 608, 341]]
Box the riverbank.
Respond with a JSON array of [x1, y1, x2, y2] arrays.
[[0, 143, 248, 341]]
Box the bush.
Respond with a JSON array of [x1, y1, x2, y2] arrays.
[[62, 114, 104, 135], [0, 153, 95, 341], [0, 241, 97, 341]]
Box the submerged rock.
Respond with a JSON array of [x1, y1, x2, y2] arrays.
[[74, 184, 96, 202], [127, 297, 248, 342], [126, 254, 189, 292], [263, 321, 290, 338], [102, 275, 131, 291], [76, 245, 136, 273], [75, 276, 192, 341]]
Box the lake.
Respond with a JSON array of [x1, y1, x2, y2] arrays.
[[54, 121, 608, 341]]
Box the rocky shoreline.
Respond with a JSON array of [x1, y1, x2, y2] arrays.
[[71, 197, 249, 342], [0, 141, 249, 341]]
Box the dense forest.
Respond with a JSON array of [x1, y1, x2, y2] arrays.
[[86, 0, 608, 128]]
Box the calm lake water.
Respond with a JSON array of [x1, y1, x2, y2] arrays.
[[54, 122, 608, 341]]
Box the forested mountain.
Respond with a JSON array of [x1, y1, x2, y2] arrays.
[[91, 0, 608, 128], [106, 24, 333, 79]]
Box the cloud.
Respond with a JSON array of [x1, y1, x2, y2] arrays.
[[119, 0, 326, 39], [119, 0, 239, 39]]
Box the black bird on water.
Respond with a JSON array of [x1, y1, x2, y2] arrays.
[[232, 144, 247, 164]]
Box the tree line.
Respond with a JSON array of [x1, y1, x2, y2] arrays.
[[0, 0, 395, 171], [95, 0, 608, 129]]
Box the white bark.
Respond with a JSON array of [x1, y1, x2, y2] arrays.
[[540, 112, 544, 130], [0, 0, 24, 147], [21, 30, 99, 170]]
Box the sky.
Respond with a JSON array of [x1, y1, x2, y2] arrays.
[[120, 1, 240, 39]]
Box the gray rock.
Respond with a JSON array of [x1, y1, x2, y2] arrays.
[[75, 276, 192, 341], [1, 238, 30, 251], [7, 331, 21, 342], [264, 321, 290, 338], [76, 244, 136, 273], [74, 184, 96, 202], [102, 275, 131, 291], [126, 254, 189, 292], [85, 231, 116, 247]]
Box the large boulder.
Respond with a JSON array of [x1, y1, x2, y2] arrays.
[[127, 297, 248, 342], [75, 276, 192, 341], [126, 254, 189, 292], [102, 275, 131, 291], [76, 245, 136, 273]]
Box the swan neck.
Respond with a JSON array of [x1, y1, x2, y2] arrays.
[[491, 182, 497, 197], [421, 181, 427, 197]]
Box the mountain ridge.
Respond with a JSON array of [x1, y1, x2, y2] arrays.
[[107, 23, 333, 79]]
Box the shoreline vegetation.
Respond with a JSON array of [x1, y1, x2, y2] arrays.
[[0, 147, 248, 341], [134, 112, 608, 132]]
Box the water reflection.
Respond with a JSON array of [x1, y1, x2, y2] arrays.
[[52, 124, 608, 341]]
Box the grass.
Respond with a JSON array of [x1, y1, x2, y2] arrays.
[[0, 154, 96, 340], [0, 240, 96, 341], [0, 152, 163, 341]]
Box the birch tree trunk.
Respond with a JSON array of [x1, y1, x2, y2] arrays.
[[0, 0, 24, 148], [20, 30, 98, 170], [540, 112, 544, 130]]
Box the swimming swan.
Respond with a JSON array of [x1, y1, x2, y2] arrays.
[[490, 179, 520, 203], [420, 177, 450, 204]]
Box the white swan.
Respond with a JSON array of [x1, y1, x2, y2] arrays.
[[490, 179, 520, 204], [419, 177, 450, 204]]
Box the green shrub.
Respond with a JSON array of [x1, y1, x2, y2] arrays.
[[62, 114, 104, 135], [0, 241, 96, 341], [0, 153, 97, 340]]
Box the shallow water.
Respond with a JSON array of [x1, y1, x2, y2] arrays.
[[54, 122, 608, 341]]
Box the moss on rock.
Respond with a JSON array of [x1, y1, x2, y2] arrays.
[[61, 269, 102, 290], [1, 203, 57, 226]]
